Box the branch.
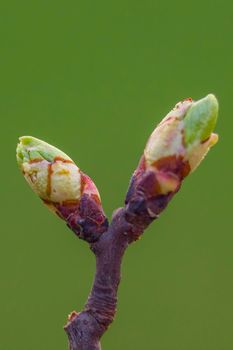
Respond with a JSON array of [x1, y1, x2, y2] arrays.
[[16, 94, 219, 350], [64, 159, 175, 349], [65, 208, 130, 350], [64, 209, 165, 349]]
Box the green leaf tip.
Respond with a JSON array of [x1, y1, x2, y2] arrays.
[[16, 136, 73, 167], [183, 94, 218, 146]]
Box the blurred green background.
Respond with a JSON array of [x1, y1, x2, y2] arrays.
[[0, 0, 232, 349]]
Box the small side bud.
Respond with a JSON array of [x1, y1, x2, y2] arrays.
[[125, 95, 219, 234], [16, 136, 108, 242]]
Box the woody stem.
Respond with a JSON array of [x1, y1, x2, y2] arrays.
[[64, 208, 132, 350]]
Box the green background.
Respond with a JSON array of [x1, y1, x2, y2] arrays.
[[0, 1, 232, 349]]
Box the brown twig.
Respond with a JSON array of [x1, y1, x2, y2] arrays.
[[64, 165, 175, 350]]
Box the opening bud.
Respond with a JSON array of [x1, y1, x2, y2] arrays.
[[144, 94, 218, 174], [17, 136, 108, 242], [125, 94, 219, 225]]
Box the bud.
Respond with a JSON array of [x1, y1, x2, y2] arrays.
[[144, 94, 218, 175], [17, 136, 108, 242], [125, 94, 219, 231]]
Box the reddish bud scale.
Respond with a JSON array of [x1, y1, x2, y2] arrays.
[[125, 154, 189, 239], [125, 176, 167, 231], [51, 172, 108, 243]]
